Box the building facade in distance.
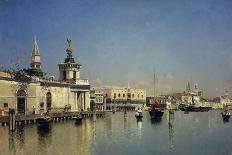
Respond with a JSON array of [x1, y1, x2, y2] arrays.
[[92, 86, 146, 104]]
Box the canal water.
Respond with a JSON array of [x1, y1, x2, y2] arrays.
[[0, 110, 232, 155]]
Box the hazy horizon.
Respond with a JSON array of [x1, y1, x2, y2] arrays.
[[1, 0, 232, 98]]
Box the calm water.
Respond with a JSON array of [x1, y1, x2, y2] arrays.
[[0, 110, 232, 155]]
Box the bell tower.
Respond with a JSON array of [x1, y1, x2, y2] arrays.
[[31, 36, 41, 69], [27, 36, 43, 77], [58, 39, 81, 83]]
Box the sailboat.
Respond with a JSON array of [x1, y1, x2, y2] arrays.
[[148, 73, 164, 119]]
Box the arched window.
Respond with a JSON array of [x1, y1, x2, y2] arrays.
[[46, 92, 52, 110], [17, 89, 26, 97], [118, 93, 121, 98]]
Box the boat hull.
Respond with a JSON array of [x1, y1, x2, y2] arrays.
[[36, 117, 51, 126], [221, 113, 230, 122], [135, 112, 143, 121], [149, 109, 164, 119], [179, 104, 212, 112], [73, 115, 83, 124]]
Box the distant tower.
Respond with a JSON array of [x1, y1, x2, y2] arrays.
[[27, 36, 43, 77], [186, 82, 191, 92], [30, 36, 41, 69], [194, 83, 198, 93], [58, 39, 81, 83]]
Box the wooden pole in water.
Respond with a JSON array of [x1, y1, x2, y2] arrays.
[[104, 94, 106, 111], [9, 108, 16, 133], [93, 105, 96, 122], [9, 108, 11, 133]]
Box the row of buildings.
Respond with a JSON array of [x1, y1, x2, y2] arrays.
[[90, 87, 146, 104], [146, 82, 232, 109], [0, 38, 146, 115]]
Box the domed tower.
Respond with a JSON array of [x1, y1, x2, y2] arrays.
[[194, 83, 198, 93], [58, 39, 81, 83]]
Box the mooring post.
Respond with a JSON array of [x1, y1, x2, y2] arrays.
[[104, 94, 106, 111], [9, 108, 16, 133], [124, 108, 127, 118]]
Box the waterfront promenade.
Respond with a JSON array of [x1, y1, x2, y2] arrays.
[[0, 111, 105, 126], [0, 103, 139, 126]]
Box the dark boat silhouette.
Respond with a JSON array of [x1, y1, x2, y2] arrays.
[[179, 104, 211, 112], [36, 113, 52, 126], [221, 110, 230, 122], [135, 108, 143, 121], [73, 114, 83, 124], [148, 102, 164, 119]]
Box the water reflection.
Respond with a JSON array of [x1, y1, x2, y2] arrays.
[[137, 121, 143, 139], [92, 121, 96, 140], [37, 124, 52, 154], [3, 111, 232, 155], [124, 110, 127, 118], [16, 124, 25, 148], [168, 110, 175, 149], [137, 119, 142, 123], [223, 118, 230, 123], [37, 124, 51, 137], [9, 133, 16, 154], [150, 117, 162, 124]]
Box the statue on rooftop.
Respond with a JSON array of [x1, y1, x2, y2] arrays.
[[67, 38, 71, 48]]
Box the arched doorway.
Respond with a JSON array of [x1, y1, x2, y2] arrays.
[[46, 92, 52, 111], [17, 89, 26, 114]]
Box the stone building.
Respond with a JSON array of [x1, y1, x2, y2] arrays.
[[213, 90, 232, 106], [0, 38, 90, 115], [90, 88, 106, 111], [89, 86, 146, 111], [90, 88, 104, 104], [100, 86, 146, 104], [181, 82, 202, 105]]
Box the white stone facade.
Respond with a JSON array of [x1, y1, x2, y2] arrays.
[[101, 87, 146, 104], [0, 38, 91, 115], [0, 76, 90, 115]]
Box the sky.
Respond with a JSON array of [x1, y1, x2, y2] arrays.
[[0, 0, 232, 98]]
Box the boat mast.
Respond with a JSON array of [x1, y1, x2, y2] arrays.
[[154, 72, 156, 101]]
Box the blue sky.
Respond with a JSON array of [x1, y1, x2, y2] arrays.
[[0, 0, 232, 97]]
